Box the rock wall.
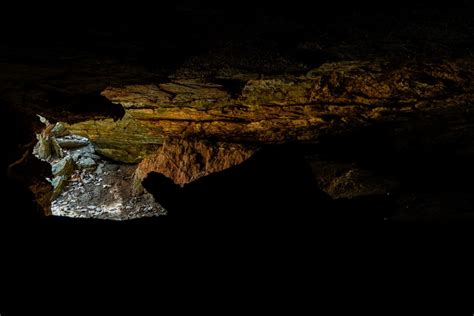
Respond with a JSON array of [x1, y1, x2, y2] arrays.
[[133, 139, 256, 191], [66, 59, 474, 185]]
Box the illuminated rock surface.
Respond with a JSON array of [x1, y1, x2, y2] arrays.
[[65, 60, 474, 186]]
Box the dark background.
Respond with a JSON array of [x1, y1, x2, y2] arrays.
[[2, 1, 472, 42]]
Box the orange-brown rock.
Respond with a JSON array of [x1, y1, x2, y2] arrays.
[[63, 59, 474, 185], [70, 60, 474, 148], [133, 139, 256, 193]]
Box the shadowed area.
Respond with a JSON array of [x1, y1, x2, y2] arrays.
[[142, 145, 392, 231]]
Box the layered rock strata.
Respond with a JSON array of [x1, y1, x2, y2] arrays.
[[65, 60, 474, 185]]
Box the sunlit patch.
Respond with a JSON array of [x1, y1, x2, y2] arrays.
[[33, 115, 166, 220]]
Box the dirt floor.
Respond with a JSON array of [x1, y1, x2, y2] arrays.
[[51, 163, 166, 220]]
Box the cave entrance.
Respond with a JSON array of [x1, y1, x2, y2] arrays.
[[33, 115, 166, 220]]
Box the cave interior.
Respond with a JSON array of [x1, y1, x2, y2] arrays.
[[2, 0, 474, 235]]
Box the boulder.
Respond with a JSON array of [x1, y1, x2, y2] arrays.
[[56, 135, 90, 148], [50, 137, 63, 158], [70, 144, 96, 162], [95, 163, 104, 175], [51, 122, 69, 137], [51, 156, 76, 177], [35, 133, 51, 160], [51, 175, 69, 200], [77, 157, 97, 169]]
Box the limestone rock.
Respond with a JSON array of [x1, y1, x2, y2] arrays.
[[306, 158, 398, 199], [52, 156, 76, 177], [56, 135, 89, 148], [35, 133, 51, 160], [65, 115, 163, 163], [51, 122, 69, 137], [133, 139, 256, 193], [77, 157, 97, 169], [325, 169, 397, 199], [59, 59, 474, 189], [50, 137, 63, 158], [70, 144, 96, 162], [95, 163, 104, 175], [34, 119, 64, 161], [51, 175, 69, 200], [66, 60, 474, 167]]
